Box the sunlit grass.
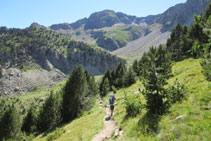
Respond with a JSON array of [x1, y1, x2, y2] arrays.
[[33, 58, 211, 140], [34, 104, 105, 141], [107, 58, 211, 140]]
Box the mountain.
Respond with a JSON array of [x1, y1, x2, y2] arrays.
[[50, 0, 210, 58], [0, 26, 125, 96]]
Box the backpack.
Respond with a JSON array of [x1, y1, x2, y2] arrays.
[[109, 94, 115, 105]]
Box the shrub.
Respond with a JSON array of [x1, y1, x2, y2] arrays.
[[167, 80, 187, 104], [124, 93, 143, 117], [46, 128, 65, 141], [201, 57, 211, 81]]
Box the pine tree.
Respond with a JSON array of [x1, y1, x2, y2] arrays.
[[125, 67, 136, 86], [22, 106, 38, 134], [132, 59, 139, 76], [189, 22, 209, 45], [139, 52, 148, 78], [100, 77, 110, 97], [84, 70, 98, 110], [141, 46, 172, 114], [201, 53, 211, 81], [0, 105, 21, 140], [114, 62, 127, 88], [38, 91, 62, 132], [166, 24, 192, 61], [203, 3, 211, 22], [62, 65, 88, 122]]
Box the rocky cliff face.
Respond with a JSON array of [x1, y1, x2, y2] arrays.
[[156, 0, 211, 31], [0, 27, 125, 96]]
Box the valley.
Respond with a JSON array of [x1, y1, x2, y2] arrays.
[[0, 0, 210, 140]]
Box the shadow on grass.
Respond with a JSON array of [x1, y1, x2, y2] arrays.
[[137, 110, 161, 135], [40, 121, 67, 138]]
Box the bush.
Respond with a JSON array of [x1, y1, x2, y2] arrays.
[[201, 57, 211, 81], [167, 80, 187, 104], [46, 128, 65, 141], [124, 93, 143, 117]]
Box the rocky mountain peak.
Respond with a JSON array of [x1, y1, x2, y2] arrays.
[[84, 10, 136, 29], [50, 22, 72, 30], [29, 22, 46, 29]]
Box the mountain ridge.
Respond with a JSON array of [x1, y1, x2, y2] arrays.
[[49, 0, 210, 57], [0, 27, 125, 96]]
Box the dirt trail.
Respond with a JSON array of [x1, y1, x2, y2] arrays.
[[92, 105, 117, 141]]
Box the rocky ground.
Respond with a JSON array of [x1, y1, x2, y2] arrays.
[[0, 67, 65, 97]]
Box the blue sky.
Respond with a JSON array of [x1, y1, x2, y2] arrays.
[[0, 0, 186, 28]]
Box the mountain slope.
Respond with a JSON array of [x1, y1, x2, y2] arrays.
[[0, 26, 125, 96], [33, 58, 211, 140], [50, 0, 210, 59], [112, 24, 171, 59]]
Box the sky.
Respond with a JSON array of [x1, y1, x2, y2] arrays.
[[0, 0, 186, 29]]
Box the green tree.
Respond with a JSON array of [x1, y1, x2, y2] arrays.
[[62, 65, 88, 122], [99, 70, 112, 92], [139, 52, 148, 78], [84, 70, 98, 110], [125, 67, 136, 87], [100, 77, 110, 97], [203, 3, 211, 21], [167, 24, 191, 60], [22, 106, 38, 134], [114, 62, 127, 88], [201, 54, 211, 81], [0, 105, 21, 140], [141, 45, 172, 114], [188, 21, 208, 45], [38, 91, 62, 132], [132, 59, 139, 75]]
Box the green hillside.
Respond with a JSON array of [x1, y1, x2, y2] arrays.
[[95, 25, 147, 51], [33, 58, 211, 141], [0, 26, 125, 75]]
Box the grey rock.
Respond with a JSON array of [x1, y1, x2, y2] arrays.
[[65, 130, 71, 134], [175, 115, 186, 120], [40, 97, 45, 102], [134, 91, 139, 95]]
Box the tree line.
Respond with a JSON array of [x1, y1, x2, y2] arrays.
[[0, 65, 98, 140], [129, 3, 210, 116]]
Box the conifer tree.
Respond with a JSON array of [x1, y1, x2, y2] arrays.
[[125, 67, 136, 86], [141, 45, 171, 114], [166, 24, 191, 60], [132, 59, 139, 75], [62, 65, 88, 122], [100, 77, 110, 97], [114, 62, 127, 88], [84, 70, 98, 110], [0, 105, 21, 140], [38, 91, 62, 132], [139, 52, 148, 78], [22, 106, 38, 134], [188, 21, 209, 46]]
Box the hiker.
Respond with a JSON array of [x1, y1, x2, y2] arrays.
[[109, 91, 116, 117]]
